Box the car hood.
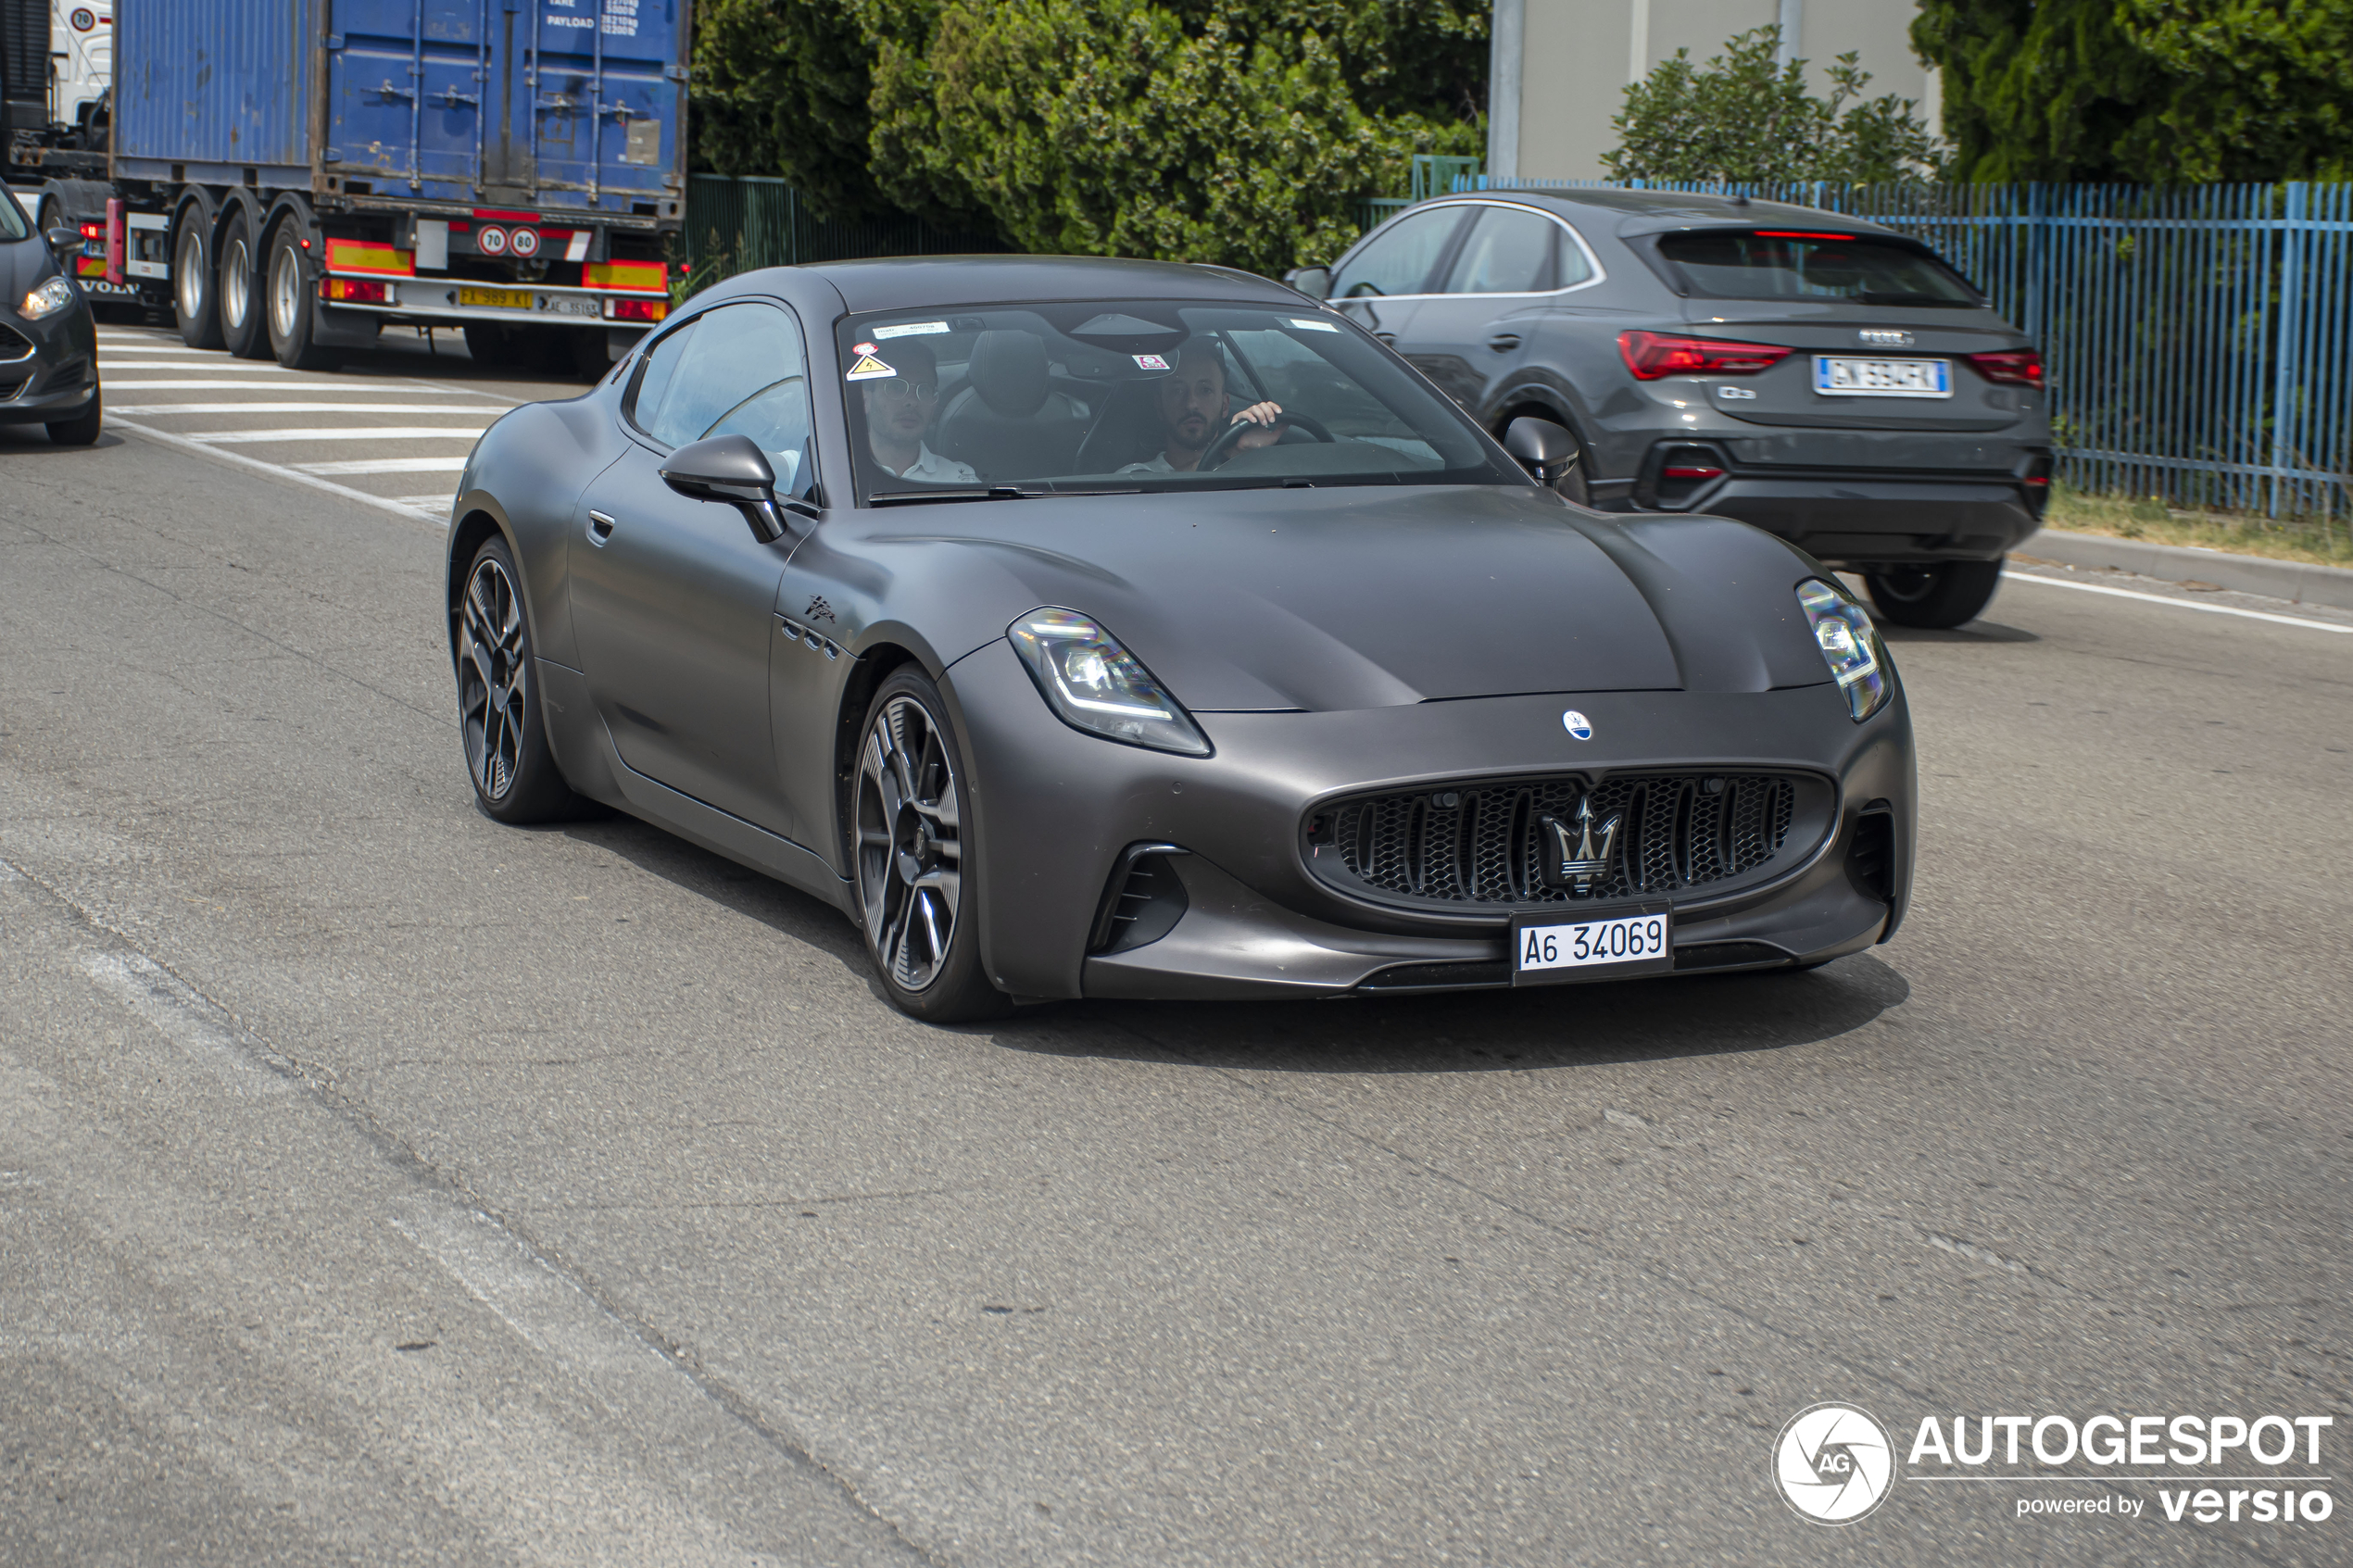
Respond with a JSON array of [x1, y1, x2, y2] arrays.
[[862, 485, 1832, 712]]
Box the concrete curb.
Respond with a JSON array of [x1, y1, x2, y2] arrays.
[[2016, 529, 2353, 611]]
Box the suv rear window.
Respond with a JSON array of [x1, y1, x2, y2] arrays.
[[1655, 230, 1980, 308]]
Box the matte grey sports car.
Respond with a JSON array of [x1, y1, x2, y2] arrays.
[[445, 256, 1915, 1021]]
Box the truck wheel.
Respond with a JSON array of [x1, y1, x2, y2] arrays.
[[264, 220, 340, 371], [173, 213, 225, 350], [1864, 560, 2004, 630], [462, 322, 520, 368], [217, 208, 270, 359]]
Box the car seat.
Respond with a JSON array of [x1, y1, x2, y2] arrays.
[[935, 330, 1091, 481]]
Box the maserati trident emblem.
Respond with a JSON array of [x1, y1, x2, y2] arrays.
[[1539, 795, 1621, 895], [1562, 709, 1593, 740]]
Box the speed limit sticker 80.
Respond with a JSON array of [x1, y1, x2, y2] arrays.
[[1511, 909, 1672, 984]]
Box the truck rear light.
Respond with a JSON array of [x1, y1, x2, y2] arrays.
[[1618, 330, 1793, 380], [1964, 348, 2044, 389], [604, 297, 668, 322], [78, 222, 102, 241], [321, 277, 390, 305]]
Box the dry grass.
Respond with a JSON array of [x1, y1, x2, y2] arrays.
[[2043, 484, 2353, 569]]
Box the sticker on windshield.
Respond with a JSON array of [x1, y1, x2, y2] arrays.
[[1288, 318, 1340, 332], [852, 341, 879, 356], [846, 354, 897, 381], [1132, 354, 1170, 370], [874, 320, 949, 339]]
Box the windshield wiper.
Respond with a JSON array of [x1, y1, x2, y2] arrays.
[[866, 485, 1145, 507]]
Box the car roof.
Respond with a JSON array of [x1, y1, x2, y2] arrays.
[[702, 255, 1305, 315], [1418, 189, 1903, 241]]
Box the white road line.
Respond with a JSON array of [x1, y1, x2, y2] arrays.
[[99, 359, 317, 370], [2002, 570, 2353, 634], [395, 493, 458, 506], [298, 456, 472, 475], [107, 415, 445, 524], [75, 949, 294, 1096], [104, 379, 470, 391], [188, 425, 492, 445], [109, 402, 513, 416]]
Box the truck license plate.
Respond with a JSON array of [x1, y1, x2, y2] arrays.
[[459, 286, 532, 310], [1511, 909, 1673, 985], [535, 295, 601, 318], [1813, 356, 1953, 398]]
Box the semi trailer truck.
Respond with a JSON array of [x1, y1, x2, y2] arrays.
[[6, 0, 687, 373]]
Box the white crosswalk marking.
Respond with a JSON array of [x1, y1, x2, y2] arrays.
[[297, 456, 473, 475], [187, 426, 494, 445], [90, 323, 554, 521]]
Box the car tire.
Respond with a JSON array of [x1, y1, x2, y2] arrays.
[[852, 668, 1011, 1023], [457, 535, 577, 824], [463, 322, 521, 368], [264, 220, 340, 371], [217, 207, 270, 359], [45, 387, 102, 446], [172, 210, 224, 350], [1864, 559, 2003, 629]]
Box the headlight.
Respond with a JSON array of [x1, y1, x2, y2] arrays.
[[1007, 608, 1212, 756], [19, 275, 75, 321], [1795, 578, 1892, 721]]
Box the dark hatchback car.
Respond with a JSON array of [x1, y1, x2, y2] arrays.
[[1290, 190, 2050, 628], [0, 197, 102, 445]]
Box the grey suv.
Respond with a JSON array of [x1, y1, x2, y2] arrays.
[[1289, 190, 2050, 629]]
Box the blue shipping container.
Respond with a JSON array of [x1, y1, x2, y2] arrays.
[[112, 0, 686, 220]]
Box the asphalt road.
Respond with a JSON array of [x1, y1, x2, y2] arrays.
[[3, 355, 2349, 1566]]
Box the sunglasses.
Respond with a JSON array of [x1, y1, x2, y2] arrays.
[[869, 378, 939, 405]]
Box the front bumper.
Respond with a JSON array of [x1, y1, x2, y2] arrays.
[[0, 296, 98, 420], [943, 639, 1916, 1001]]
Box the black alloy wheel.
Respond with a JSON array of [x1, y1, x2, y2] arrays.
[[1864, 559, 2004, 630], [265, 220, 339, 371], [217, 207, 269, 358], [458, 538, 574, 822], [173, 211, 224, 349], [853, 670, 1008, 1022]]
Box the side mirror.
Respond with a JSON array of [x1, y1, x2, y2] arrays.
[[1504, 417, 1587, 502], [661, 433, 789, 543], [1283, 265, 1331, 300], [44, 226, 82, 256]]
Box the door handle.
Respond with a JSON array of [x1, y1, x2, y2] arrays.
[[587, 509, 615, 544], [1487, 332, 1523, 353]]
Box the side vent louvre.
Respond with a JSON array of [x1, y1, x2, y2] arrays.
[[1845, 806, 1895, 903], [1088, 844, 1190, 955]]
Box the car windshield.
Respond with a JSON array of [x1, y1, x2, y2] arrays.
[[836, 300, 1517, 503], [1656, 230, 1981, 308]]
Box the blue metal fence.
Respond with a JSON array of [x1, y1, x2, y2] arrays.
[[1468, 178, 2353, 521]]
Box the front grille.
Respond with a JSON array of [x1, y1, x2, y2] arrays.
[[1304, 771, 1826, 910], [0, 323, 31, 362]]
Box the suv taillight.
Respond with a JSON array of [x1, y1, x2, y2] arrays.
[[1965, 348, 2044, 389], [1618, 330, 1793, 381]]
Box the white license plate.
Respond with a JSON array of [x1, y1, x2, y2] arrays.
[[1512, 909, 1673, 985], [1813, 356, 1952, 398], [535, 294, 602, 318]]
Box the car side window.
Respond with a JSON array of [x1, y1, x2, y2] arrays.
[[635, 302, 818, 498], [1328, 207, 1472, 299], [628, 320, 697, 433], [1442, 207, 1563, 295]]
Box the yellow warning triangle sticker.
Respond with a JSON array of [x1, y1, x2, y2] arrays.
[[846, 353, 896, 381]]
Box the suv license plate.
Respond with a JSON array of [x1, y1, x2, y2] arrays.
[[1511, 908, 1673, 985], [1814, 356, 1953, 397]]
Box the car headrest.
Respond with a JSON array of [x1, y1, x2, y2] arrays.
[[967, 330, 1051, 418]]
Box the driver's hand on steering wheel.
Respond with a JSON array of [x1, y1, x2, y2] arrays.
[[1229, 401, 1284, 452]]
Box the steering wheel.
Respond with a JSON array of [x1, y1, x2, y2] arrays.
[[1199, 409, 1336, 470]]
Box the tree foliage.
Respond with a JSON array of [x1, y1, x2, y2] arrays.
[[691, 1, 1487, 270], [1914, 0, 2353, 182], [1604, 27, 1934, 184]]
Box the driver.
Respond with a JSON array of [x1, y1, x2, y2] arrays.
[[1119, 340, 1286, 473], [861, 339, 978, 483]]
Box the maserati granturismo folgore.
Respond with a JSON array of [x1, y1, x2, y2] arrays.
[[445, 257, 1916, 1021]]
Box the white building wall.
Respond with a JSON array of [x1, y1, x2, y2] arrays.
[[1491, 0, 1938, 182]]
